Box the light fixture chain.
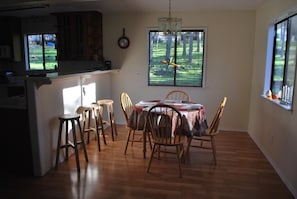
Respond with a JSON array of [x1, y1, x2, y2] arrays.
[[168, 0, 172, 18], [158, 0, 182, 36]]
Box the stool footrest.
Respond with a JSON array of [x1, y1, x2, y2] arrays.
[[58, 139, 84, 150]]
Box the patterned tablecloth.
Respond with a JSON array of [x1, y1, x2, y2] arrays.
[[130, 99, 208, 137]]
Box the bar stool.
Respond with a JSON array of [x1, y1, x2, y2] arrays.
[[91, 103, 107, 149], [76, 106, 93, 144], [97, 99, 118, 141], [55, 114, 88, 172], [76, 105, 107, 151]]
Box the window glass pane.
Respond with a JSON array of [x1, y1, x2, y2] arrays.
[[284, 15, 297, 104], [149, 30, 205, 87], [28, 34, 44, 70], [149, 32, 174, 86], [44, 34, 57, 70], [176, 31, 204, 86], [286, 16, 297, 87]]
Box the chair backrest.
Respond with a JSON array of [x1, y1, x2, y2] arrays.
[[120, 92, 134, 124], [208, 97, 227, 135], [147, 104, 184, 145], [165, 90, 191, 102]]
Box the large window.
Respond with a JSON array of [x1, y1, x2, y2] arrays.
[[268, 14, 297, 108], [148, 29, 206, 87], [25, 33, 57, 71]]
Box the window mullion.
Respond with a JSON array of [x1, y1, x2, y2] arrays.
[[174, 36, 177, 86], [42, 34, 46, 70]]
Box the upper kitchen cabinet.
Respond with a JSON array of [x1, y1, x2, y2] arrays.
[[0, 16, 22, 62], [55, 11, 103, 61]]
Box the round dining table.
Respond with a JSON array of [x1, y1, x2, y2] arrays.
[[132, 99, 207, 158]]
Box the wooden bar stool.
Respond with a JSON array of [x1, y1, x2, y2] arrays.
[[55, 114, 88, 172], [91, 103, 107, 149], [97, 99, 118, 141], [76, 106, 93, 144], [76, 105, 107, 151]]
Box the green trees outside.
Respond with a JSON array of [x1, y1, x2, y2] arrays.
[[149, 30, 205, 87], [28, 34, 57, 70]]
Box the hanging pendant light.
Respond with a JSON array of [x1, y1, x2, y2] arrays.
[[158, 0, 182, 36]]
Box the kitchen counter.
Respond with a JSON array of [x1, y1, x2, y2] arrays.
[[9, 69, 118, 88], [0, 69, 118, 109]]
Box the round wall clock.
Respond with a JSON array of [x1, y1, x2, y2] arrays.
[[118, 28, 130, 49]]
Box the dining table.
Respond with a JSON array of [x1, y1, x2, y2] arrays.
[[128, 99, 207, 158]]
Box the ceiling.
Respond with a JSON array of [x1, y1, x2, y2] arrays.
[[0, 0, 265, 17]]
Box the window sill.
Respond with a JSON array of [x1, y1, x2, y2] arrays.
[[261, 95, 292, 111]]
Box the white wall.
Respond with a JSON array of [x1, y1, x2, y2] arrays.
[[103, 11, 255, 132], [249, 0, 297, 197]]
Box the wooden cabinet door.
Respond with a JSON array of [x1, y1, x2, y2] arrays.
[[0, 17, 22, 61], [56, 11, 102, 61], [83, 11, 103, 61]]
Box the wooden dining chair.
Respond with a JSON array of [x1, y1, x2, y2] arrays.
[[165, 90, 191, 102], [120, 92, 151, 155], [186, 97, 227, 165], [146, 103, 186, 177]]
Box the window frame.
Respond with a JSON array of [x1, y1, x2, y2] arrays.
[[24, 33, 57, 72], [264, 12, 297, 110], [148, 28, 207, 87]]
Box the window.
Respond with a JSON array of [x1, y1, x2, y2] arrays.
[[148, 29, 206, 87], [25, 33, 57, 71], [267, 14, 297, 109]]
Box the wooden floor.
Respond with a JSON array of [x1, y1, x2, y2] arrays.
[[5, 125, 294, 199]]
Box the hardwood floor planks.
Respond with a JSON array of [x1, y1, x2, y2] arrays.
[[4, 125, 294, 199]]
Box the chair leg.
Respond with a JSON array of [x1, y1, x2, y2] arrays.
[[131, 131, 136, 146], [176, 145, 182, 178], [95, 126, 101, 152], [147, 132, 152, 150], [180, 143, 185, 163], [65, 121, 69, 160], [55, 120, 63, 169], [211, 136, 217, 165], [186, 136, 192, 154], [124, 129, 132, 155], [82, 121, 88, 144], [71, 120, 81, 172], [97, 115, 107, 145], [157, 145, 161, 159], [107, 112, 113, 142], [76, 118, 88, 162], [101, 126, 107, 145], [146, 144, 156, 173], [111, 113, 118, 137]]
